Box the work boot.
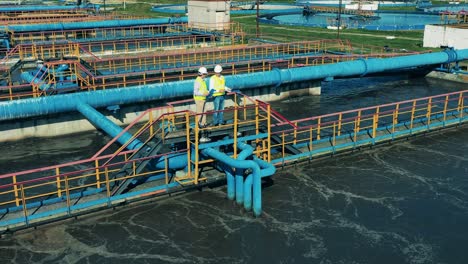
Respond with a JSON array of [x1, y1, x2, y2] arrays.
[[200, 136, 211, 143]]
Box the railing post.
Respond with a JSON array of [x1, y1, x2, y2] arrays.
[[332, 122, 336, 146], [338, 113, 342, 136], [443, 95, 449, 124], [194, 118, 200, 184], [267, 104, 271, 162], [353, 117, 358, 143], [164, 155, 169, 189], [13, 175, 19, 207], [293, 122, 297, 145], [20, 185, 29, 226], [64, 175, 71, 216], [234, 104, 238, 159], [185, 112, 191, 180], [56, 167, 62, 197], [410, 100, 416, 130], [281, 132, 285, 161], [149, 111, 154, 137], [426, 98, 432, 126], [372, 113, 378, 139], [458, 92, 464, 118], [255, 101, 260, 156], [95, 160, 101, 188], [105, 167, 111, 201], [317, 117, 321, 140]]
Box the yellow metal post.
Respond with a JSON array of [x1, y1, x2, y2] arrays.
[[64, 175, 71, 214], [293, 122, 297, 145], [185, 112, 191, 179], [317, 117, 321, 140], [309, 127, 313, 152], [356, 110, 361, 134], [426, 98, 432, 125], [20, 185, 29, 225], [164, 156, 169, 189], [56, 167, 62, 197], [95, 160, 101, 188], [13, 175, 19, 207], [255, 101, 260, 156], [105, 167, 111, 198], [338, 113, 342, 136], [194, 119, 200, 184], [458, 92, 465, 118], [332, 122, 336, 146], [443, 95, 449, 122], [410, 100, 416, 129], [267, 104, 271, 162], [281, 132, 285, 160], [372, 113, 378, 138], [234, 105, 238, 159]]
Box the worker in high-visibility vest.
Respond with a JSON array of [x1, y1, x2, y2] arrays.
[[209, 65, 231, 126], [193, 66, 210, 142]]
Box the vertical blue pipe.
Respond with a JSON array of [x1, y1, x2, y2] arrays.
[[235, 168, 244, 204], [225, 165, 236, 200], [202, 147, 275, 216], [234, 144, 253, 203]]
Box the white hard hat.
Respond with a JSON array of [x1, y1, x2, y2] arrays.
[[214, 65, 223, 73], [198, 67, 208, 75]]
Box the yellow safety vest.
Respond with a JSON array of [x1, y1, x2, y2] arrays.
[[193, 76, 208, 101], [211, 75, 225, 97]]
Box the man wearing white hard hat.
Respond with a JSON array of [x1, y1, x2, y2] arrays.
[[209, 64, 231, 126], [193, 66, 210, 142]]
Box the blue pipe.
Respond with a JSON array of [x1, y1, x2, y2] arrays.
[[21, 64, 70, 91], [76, 102, 142, 150], [202, 147, 275, 216], [77, 102, 189, 170], [234, 142, 254, 204], [237, 142, 276, 212], [233, 143, 253, 202], [77, 103, 274, 213], [1, 17, 188, 33], [0, 38, 10, 51], [55, 64, 69, 82], [1, 49, 467, 121]]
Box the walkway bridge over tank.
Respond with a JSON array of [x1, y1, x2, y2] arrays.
[[0, 90, 466, 233]]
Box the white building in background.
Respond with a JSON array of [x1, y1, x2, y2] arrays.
[[345, 2, 379, 11], [423, 25, 468, 49], [187, 0, 231, 30]]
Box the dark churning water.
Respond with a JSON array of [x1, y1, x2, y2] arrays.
[[0, 76, 467, 264]]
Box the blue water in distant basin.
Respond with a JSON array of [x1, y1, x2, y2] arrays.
[[424, 4, 468, 13], [265, 12, 445, 30]]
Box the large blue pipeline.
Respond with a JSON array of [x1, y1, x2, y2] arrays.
[[77, 102, 187, 169], [76, 102, 142, 150], [0, 17, 188, 32], [1, 48, 467, 121]]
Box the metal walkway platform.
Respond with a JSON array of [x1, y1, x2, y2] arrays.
[[0, 90, 466, 233]]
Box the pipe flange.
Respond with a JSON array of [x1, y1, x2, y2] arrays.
[[358, 58, 368, 77], [443, 48, 458, 64]]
